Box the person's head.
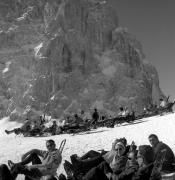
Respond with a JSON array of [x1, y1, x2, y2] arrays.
[[159, 98, 163, 101], [114, 142, 126, 157], [137, 145, 154, 167], [119, 137, 127, 147], [46, 139, 56, 151], [53, 121, 57, 125], [119, 107, 124, 111], [102, 116, 105, 120], [129, 141, 137, 152], [148, 134, 159, 147], [94, 108, 97, 112], [127, 151, 138, 167], [74, 114, 78, 118]]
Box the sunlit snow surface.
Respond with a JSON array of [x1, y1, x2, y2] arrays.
[[0, 113, 175, 179]]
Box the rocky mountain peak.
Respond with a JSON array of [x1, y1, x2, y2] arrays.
[[0, 0, 164, 120]]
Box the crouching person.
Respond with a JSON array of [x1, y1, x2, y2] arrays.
[[0, 139, 62, 180]]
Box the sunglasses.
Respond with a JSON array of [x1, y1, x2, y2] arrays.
[[115, 148, 123, 151], [46, 143, 54, 148], [127, 157, 132, 160]]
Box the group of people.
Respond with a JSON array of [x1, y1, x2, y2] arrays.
[[143, 98, 175, 116], [0, 134, 175, 180], [4, 107, 133, 137], [4, 97, 175, 137], [62, 134, 175, 180]]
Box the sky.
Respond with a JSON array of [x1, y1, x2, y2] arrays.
[[109, 0, 175, 100]]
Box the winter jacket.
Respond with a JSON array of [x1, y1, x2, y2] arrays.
[[153, 141, 175, 172], [132, 163, 161, 180]]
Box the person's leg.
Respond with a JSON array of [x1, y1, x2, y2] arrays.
[[5, 129, 16, 135], [10, 164, 42, 180], [80, 150, 101, 160], [71, 155, 105, 174], [82, 166, 109, 180], [9, 152, 41, 166], [45, 175, 58, 180], [8, 153, 42, 180], [97, 161, 113, 174], [21, 153, 42, 180], [0, 164, 13, 180]]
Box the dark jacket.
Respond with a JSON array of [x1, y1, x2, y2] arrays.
[[92, 112, 99, 121], [117, 163, 138, 180], [132, 163, 161, 180], [153, 142, 175, 172], [110, 156, 128, 174]]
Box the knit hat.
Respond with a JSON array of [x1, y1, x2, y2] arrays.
[[138, 145, 154, 164]]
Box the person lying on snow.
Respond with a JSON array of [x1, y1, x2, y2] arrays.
[[64, 138, 136, 177], [148, 134, 175, 173], [63, 145, 161, 180], [5, 118, 32, 135], [0, 139, 62, 180]]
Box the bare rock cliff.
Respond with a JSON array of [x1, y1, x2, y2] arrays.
[[0, 0, 164, 119]]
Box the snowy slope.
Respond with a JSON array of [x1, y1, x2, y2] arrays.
[[0, 113, 175, 179]]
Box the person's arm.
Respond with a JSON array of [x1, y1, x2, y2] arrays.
[[21, 149, 44, 161], [111, 156, 128, 174], [30, 150, 62, 169], [118, 165, 138, 180]]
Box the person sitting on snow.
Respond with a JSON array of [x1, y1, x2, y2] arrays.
[[44, 121, 62, 136], [64, 138, 130, 176], [74, 114, 84, 124], [0, 139, 62, 180], [29, 120, 45, 136], [118, 107, 129, 117], [5, 118, 31, 135], [148, 134, 175, 173], [132, 145, 161, 180], [159, 98, 167, 108]]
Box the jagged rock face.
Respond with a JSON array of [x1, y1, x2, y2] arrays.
[[0, 0, 164, 119], [33, 0, 163, 118]]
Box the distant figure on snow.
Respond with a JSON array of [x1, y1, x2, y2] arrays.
[[159, 98, 167, 108], [91, 108, 99, 125], [5, 118, 31, 135], [118, 107, 129, 117]]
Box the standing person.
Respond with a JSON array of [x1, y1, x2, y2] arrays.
[[91, 108, 99, 125], [0, 139, 62, 180], [148, 134, 175, 173]]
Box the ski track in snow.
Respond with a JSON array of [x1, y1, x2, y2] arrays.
[[0, 113, 175, 179]]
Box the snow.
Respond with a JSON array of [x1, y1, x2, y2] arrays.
[[0, 113, 175, 179]]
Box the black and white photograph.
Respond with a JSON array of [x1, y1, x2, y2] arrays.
[[0, 0, 175, 179]]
